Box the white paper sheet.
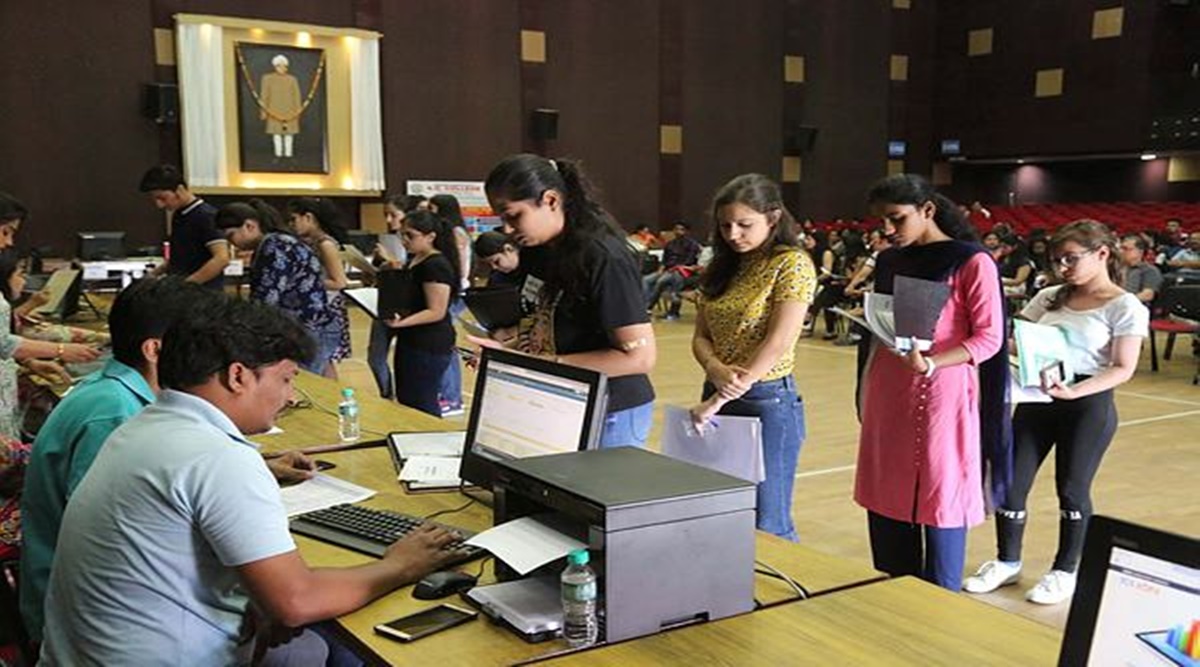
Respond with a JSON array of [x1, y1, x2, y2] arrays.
[[464, 516, 586, 575], [343, 287, 379, 319], [279, 474, 375, 517], [389, 431, 466, 458], [398, 455, 462, 486], [660, 405, 765, 483], [1009, 376, 1053, 404]]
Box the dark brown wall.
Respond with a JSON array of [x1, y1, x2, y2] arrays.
[[934, 0, 1159, 158], [946, 159, 1200, 207]]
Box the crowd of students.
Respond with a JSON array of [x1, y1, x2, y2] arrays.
[[0, 157, 1170, 663]]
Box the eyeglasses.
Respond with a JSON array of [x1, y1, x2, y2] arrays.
[[1052, 250, 1094, 268]]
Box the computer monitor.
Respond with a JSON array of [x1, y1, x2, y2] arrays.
[[940, 139, 962, 156], [345, 230, 378, 256], [458, 348, 608, 491], [887, 140, 907, 158], [1059, 515, 1199, 667], [77, 232, 126, 261]]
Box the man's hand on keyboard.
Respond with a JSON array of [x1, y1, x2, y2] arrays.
[[385, 524, 466, 582]]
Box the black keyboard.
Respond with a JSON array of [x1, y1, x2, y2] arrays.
[[289, 504, 486, 564]]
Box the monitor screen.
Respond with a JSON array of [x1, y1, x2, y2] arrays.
[[887, 140, 907, 158], [458, 348, 607, 490], [940, 139, 962, 155], [1085, 546, 1199, 666], [77, 232, 126, 261]]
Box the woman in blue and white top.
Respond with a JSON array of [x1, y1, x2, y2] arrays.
[[964, 220, 1148, 606]]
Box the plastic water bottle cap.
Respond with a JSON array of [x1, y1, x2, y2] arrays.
[[341, 388, 354, 398], [568, 549, 589, 566]]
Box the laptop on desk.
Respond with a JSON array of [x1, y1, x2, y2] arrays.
[[1059, 515, 1199, 666]]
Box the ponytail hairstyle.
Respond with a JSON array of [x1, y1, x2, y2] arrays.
[[403, 209, 461, 287], [429, 194, 465, 229], [216, 199, 286, 235], [701, 173, 800, 298], [1044, 219, 1120, 311], [287, 197, 348, 244], [866, 174, 978, 242], [484, 153, 627, 296]]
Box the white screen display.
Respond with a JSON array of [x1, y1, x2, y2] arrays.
[[472, 360, 592, 459], [1087, 546, 1200, 666]]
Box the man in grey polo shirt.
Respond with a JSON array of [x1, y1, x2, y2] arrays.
[[40, 297, 460, 665], [1120, 234, 1163, 305]]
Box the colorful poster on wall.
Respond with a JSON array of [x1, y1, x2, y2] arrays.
[[406, 180, 500, 234]]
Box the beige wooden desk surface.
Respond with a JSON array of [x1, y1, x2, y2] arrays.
[[254, 373, 885, 666], [536, 576, 1063, 666]]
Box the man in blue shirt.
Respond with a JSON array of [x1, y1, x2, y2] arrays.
[[38, 297, 460, 665]]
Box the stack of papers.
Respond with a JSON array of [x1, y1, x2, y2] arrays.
[[279, 474, 375, 517], [660, 406, 765, 483], [388, 431, 466, 458], [399, 456, 463, 490]]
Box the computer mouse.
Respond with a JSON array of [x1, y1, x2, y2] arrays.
[[413, 570, 478, 600]]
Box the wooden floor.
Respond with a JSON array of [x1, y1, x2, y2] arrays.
[[336, 307, 1200, 632]]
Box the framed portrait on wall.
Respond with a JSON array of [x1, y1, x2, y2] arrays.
[[234, 43, 328, 174]]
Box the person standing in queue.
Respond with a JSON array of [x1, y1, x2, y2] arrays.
[[855, 174, 1008, 591], [477, 154, 656, 448], [689, 174, 815, 541]]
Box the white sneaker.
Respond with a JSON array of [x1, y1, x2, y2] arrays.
[[962, 560, 1022, 594], [1025, 570, 1077, 605]]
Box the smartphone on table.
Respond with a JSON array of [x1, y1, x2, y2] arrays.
[[373, 603, 478, 642]]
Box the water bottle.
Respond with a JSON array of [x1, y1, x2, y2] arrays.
[[561, 548, 598, 647], [337, 388, 360, 442]]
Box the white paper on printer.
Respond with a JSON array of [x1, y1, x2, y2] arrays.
[[279, 474, 375, 517], [464, 516, 586, 576]]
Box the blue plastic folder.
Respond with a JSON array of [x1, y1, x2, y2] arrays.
[[661, 406, 764, 483], [1013, 319, 1074, 387]]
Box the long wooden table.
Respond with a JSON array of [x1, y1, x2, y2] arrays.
[[258, 373, 886, 666], [534, 577, 1063, 666]]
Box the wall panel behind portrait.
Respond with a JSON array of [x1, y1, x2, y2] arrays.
[[235, 43, 328, 173]]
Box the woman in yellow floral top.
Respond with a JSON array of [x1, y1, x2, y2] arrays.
[[691, 174, 816, 541]]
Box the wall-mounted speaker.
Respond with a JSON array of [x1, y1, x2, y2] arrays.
[[786, 125, 818, 153], [530, 108, 559, 141], [142, 82, 178, 125]]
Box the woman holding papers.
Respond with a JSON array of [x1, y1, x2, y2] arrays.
[[856, 174, 1006, 591], [385, 210, 461, 417], [289, 197, 351, 379], [690, 173, 816, 541], [480, 154, 656, 448], [218, 201, 334, 375], [964, 221, 1146, 605]]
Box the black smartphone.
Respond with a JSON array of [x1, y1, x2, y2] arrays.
[[373, 603, 478, 642], [1040, 360, 1066, 388]]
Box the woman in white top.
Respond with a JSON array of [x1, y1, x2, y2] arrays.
[[964, 220, 1148, 605]]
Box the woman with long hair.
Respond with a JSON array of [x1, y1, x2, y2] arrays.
[[855, 174, 1008, 591], [479, 154, 656, 447], [689, 174, 815, 541], [384, 210, 461, 417], [218, 199, 333, 376], [288, 197, 350, 378], [427, 193, 471, 416], [964, 221, 1146, 605]]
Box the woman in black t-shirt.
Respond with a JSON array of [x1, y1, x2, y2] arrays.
[[384, 210, 460, 417], [478, 154, 657, 448]]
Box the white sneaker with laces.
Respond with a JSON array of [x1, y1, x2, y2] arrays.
[[1025, 569, 1077, 605], [962, 560, 1022, 594]]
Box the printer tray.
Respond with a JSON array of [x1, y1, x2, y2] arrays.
[[462, 577, 563, 643]]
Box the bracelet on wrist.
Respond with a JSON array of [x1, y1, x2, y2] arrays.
[[922, 356, 937, 378]]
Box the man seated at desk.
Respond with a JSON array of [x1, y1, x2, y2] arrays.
[[38, 297, 461, 665]]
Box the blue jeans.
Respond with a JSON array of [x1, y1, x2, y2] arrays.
[[867, 511, 967, 591], [642, 271, 685, 311], [367, 319, 395, 398], [598, 402, 654, 448], [304, 324, 341, 375], [395, 345, 453, 418], [438, 299, 466, 407], [703, 376, 805, 542]]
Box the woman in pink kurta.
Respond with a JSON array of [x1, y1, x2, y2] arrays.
[[855, 174, 1006, 591]]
